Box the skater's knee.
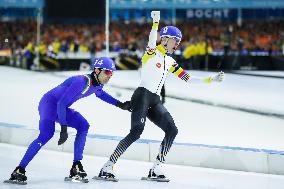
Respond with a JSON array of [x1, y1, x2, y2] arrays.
[[37, 130, 54, 145], [39, 119, 55, 132], [129, 127, 144, 140], [82, 121, 90, 132], [72, 114, 90, 132], [164, 113, 178, 136], [76, 129, 88, 137], [168, 126, 178, 137], [38, 119, 55, 145], [77, 122, 90, 134]]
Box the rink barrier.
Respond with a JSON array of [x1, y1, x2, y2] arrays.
[[0, 125, 283, 175]]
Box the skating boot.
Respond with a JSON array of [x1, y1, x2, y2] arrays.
[[4, 166, 27, 185], [93, 160, 118, 182], [142, 161, 169, 182], [64, 161, 88, 183]]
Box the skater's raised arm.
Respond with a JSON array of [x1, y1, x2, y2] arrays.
[[147, 11, 160, 52]]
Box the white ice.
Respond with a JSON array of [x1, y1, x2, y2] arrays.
[[1, 143, 284, 189], [1, 66, 284, 188], [0, 66, 283, 151]]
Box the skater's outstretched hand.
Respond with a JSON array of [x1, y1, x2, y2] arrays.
[[212, 71, 225, 82], [58, 125, 68, 145], [201, 71, 225, 84], [116, 101, 132, 112]]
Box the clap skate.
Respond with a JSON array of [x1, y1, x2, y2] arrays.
[[64, 161, 89, 183], [4, 166, 27, 185], [141, 162, 169, 182], [93, 161, 118, 182]]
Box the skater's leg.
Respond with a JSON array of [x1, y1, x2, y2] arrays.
[[7, 119, 55, 184], [97, 88, 150, 180], [109, 91, 149, 164], [97, 108, 147, 180], [5, 97, 57, 183], [147, 103, 178, 163], [64, 109, 90, 180], [66, 109, 90, 162], [19, 119, 55, 168], [145, 103, 177, 180], [108, 108, 147, 164]]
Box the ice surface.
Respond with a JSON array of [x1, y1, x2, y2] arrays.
[[1, 143, 284, 189], [0, 66, 284, 151]]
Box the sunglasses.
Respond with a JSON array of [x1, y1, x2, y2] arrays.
[[167, 37, 181, 44], [102, 69, 113, 76]]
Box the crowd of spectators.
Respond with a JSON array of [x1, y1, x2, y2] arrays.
[[1, 19, 284, 57]]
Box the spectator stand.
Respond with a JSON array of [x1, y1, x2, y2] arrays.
[[2, 0, 284, 71]]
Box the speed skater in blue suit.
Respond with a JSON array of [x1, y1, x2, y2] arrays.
[[4, 57, 131, 184]]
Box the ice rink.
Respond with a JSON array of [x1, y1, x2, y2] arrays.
[[0, 66, 284, 188], [0, 66, 283, 150], [1, 143, 284, 189]]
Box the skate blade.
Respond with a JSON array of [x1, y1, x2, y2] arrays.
[[141, 176, 170, 182], [92, 176, 118, 182], [64, 177, 89, 183], [3, 179, 27, 185]]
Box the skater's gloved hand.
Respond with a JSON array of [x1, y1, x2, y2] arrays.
[[58, 125, 68, 145], [116, 101, 132, 112], [212, 71, 225, 82], [151, 11, 160, 23], [203, 71, 225, 84]]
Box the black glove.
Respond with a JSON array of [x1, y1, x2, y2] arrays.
[[116, 101, 132, 112], [58, 125, 68, 145]]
